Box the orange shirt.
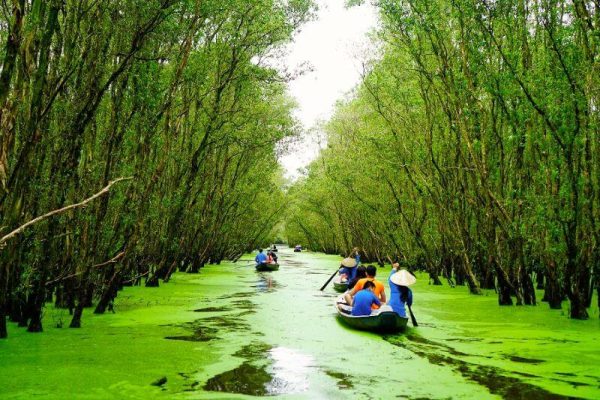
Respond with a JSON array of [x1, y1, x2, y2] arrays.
[[351, 277, 385, 308]]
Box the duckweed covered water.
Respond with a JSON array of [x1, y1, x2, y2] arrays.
[[1, 248, 599, 399]]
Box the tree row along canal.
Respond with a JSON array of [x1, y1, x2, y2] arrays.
[[1, 248, 598, 399]]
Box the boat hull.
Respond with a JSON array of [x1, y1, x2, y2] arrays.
[[335, 296, 408, 333], [255, 263, 279, 272], [332, 276, 348, 292]]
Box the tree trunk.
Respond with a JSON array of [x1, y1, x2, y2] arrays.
[[520, 269, 536, 306], [543, 261, 562, 309], [94, 270, 120, 314], [0, 306, 7, 338], [429, 271, 442, 285], [536, 270, 544, 290], [494, 260, 513, 306], [69, 303, 84, 328]]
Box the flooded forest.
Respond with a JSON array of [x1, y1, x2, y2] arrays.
[[0, 0, 599, 399]]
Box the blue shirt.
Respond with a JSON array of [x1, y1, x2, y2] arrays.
[[388, 270, 413, 317], [351, 289, 381, 316], [255, 252, 267, 264], [339, 266, 357, 281]]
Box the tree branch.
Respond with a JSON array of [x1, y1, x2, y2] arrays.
[[0, 177, 132, 246]]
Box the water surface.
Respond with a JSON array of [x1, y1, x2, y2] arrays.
[[1, 248, 599, 399]]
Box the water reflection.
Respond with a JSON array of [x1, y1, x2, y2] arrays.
[[266, 347, 314, 395], [203, 345, 315, 396], [253, 274, 282, 292]]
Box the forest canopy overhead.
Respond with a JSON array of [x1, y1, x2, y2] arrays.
[[0, 0, 315, 338], [285, 0, 599, 319]]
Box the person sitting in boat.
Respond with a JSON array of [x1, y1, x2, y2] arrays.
[[255, 249, 268, 265], [338, 257, 357, 282], [348, 265, 367, 290], [351, 281, 381, 316], [388, 263, 416, 317], [344, 265, 386, 308], [267, 250, 278, 264]]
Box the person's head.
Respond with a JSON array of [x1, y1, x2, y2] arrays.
[[258, 249, 263, 253], [366, 265, 377, 277], [356, 265, 367, 279], [363, 280, 376, 292]]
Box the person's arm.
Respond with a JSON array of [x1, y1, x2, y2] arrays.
[[380, 288, 386, 304], [372, 293, 381, 307]]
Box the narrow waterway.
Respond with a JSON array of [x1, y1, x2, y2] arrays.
[[1, 248, 599, 399]]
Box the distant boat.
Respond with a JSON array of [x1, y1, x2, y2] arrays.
[[332, 276, 348, 292], [256, 263, 279, 272], [335, 295, 408, 333], [293, 245, 302, 252]]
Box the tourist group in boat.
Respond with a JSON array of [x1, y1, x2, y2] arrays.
[[334, 248, 416, 324], [254, 247, 279, 271], [252, 244, 416, 331]]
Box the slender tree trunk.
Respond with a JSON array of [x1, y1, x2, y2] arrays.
[[0, 305, 7, 338]]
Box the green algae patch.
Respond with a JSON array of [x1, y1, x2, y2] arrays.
[[386, 335, 572, 400], [0, 263, 258, 400]]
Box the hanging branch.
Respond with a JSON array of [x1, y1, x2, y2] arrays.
[[43, 251, 126, 286], [0, 177, 132, 247]]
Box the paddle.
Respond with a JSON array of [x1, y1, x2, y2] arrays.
[[407, 304, 418, 327], [320, 268, 340, 291]]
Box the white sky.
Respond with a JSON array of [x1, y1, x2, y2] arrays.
[[278, 0, 378, 180]]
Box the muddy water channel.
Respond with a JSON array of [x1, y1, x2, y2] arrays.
[[1, 249, 599, 399]]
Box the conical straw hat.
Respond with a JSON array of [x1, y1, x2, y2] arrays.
[[341, 257, 357, 268], [390, 269, 417, 286]]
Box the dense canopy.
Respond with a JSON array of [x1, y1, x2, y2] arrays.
[[0, 0, 314, 337], [285, 0, 599, 319]]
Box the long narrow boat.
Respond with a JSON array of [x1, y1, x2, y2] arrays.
[[335, 295, 408, 333], [332, 276, 348, 293], [256, 262, 279, 272]]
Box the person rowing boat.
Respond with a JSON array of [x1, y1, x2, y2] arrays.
[[389, 263, 417, 326]]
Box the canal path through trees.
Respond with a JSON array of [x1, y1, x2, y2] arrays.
[[1, 248, 598, 399]]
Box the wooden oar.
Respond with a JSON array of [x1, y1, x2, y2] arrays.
[[320, 269, 340, 291], [407, 304, 418, 327]]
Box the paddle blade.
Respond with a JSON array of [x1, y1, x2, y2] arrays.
[[407, 305, 418, 327]]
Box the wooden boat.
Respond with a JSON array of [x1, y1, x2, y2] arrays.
[[255, 262, 279, 272], [332, 276, 348, 292], [335, 295, 408, 333]]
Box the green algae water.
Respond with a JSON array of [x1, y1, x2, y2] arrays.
[[1, 248, 599, 399]]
